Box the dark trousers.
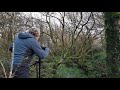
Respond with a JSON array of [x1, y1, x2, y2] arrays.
[[12, 65, 30, 78]]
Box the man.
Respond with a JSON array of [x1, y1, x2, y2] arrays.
[[9, 28, 49, 78]]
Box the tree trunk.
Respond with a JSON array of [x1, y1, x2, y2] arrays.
[[104, 12, 120, 78], [9, 12, 15, 78]]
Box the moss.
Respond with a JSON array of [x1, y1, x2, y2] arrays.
[[104, 12, 120, 77]]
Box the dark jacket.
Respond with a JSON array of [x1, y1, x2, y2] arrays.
[[9, 32, 49, 67]]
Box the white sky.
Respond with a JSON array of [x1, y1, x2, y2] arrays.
[[22, 12, 61, 25]]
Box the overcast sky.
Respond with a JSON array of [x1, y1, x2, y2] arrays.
[[22, 12, 61, 25]]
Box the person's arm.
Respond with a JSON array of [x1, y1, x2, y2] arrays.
[[31, 39, 49, 59]]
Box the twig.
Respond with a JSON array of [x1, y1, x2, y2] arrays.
[[48, 49, 57, 63], [0, 60, 7, 78]]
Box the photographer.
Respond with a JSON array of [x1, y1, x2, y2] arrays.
[[9, 28, 49, 78]]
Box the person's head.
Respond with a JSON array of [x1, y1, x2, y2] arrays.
[[28, 27, 40, 40]]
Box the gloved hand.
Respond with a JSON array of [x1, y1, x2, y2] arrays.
[[41, 46, 46, 50]]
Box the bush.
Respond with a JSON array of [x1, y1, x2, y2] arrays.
[[30, 51, 108, 78], [85, 51, 108, 78], [56, 64, 87, 78]]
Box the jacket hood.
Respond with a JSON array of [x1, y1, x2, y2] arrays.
[[18, 32, 34, 39]]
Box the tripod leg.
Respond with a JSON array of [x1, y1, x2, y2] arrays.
[[36, 64, 38, 78], [39, 58, 41, 78]]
